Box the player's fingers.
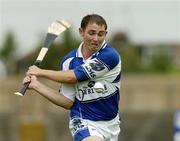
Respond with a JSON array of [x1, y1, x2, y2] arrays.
[[26, 70, 32, 76], [29, 65, 39, 71], [23, 76, 31, 84], [30, 75, 37, 81], [28, 75, 39, 89], [26, 69, 36, 76], [27, 66, 40, 76]]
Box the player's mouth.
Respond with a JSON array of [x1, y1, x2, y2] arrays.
[[91, 43, 99, 48]]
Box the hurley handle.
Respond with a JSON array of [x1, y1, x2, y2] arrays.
[[15, 60, 41, 96]]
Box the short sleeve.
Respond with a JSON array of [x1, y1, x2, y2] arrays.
[[74, 47, 120, 82], [59, 84, 76, 102], [60, 57, 76, 101], [74, 58, 109, 81]]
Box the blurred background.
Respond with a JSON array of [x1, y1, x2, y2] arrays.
[[0, 0, 180, 141]]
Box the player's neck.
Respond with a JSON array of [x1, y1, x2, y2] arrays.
[[81, 45, 94, 60]]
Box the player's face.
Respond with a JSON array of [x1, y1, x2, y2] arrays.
[[79, 22, 107, 53]]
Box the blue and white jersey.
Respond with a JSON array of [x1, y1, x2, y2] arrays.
[[60, 41, 121, 121]]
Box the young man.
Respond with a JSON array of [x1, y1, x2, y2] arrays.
[[23, 14, 122, 141]]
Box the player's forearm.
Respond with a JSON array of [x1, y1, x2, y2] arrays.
[[40, 69, 78, 84], [33, 81, 73, 110]]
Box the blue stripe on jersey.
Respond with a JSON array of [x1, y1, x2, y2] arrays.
[[70, 90, 120, 121], [74, 128, 90, 141], [97, 44, 120, 70], [69, 58, 84, 69], [175, 127, 180, 132], [112, 73, 121, 83], [74, 66, 90, 81], [60, 49, 77, 70]]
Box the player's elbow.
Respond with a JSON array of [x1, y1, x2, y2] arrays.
[[65, 71, 78, 84], [66, 76, 78, 84], [63, 100, 74, 110]]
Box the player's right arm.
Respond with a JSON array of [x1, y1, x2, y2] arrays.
[[23, 75, 73, 110], [26, 66, 78, 84], [26, 45, 120, 84]]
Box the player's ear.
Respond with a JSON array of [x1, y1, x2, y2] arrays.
[[79, 27, 84, 37]]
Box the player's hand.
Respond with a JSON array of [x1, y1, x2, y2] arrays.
[[23, 75, 39, 89], [26, 65, 41, 76], [23, 75, 31, 84]]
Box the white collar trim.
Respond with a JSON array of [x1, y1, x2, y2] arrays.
[[76, 40, 107, 58]]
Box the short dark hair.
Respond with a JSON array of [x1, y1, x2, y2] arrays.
[[81, 14, 107, 30]]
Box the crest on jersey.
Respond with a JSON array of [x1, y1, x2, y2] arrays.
[[89, 60, 105, 71], [83, 58, 107, 79]]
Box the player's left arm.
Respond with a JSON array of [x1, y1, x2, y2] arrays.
[[23, 75, 74, 109]]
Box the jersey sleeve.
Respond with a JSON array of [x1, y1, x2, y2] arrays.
[[59, 57, 76, 102], [59, 84, 76, 101], [74, 47, 120, 82]]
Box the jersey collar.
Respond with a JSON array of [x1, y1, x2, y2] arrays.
[[76, 40, 107, 59]]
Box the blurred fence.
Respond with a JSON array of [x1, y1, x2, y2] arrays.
[[120, 74, 180, 112], [0, 74, 179, 141]]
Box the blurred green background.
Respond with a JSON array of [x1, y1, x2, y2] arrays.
[[0, 0, 180, 141]]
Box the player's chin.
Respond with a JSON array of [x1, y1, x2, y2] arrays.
[[91, 45, 100, 51]]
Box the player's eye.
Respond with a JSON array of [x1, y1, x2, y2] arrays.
[[98, 31, 106, 37], [87, 30, 106, 37], [88, 31, 96, 36]]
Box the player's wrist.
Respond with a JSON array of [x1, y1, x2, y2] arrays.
[[32, 79, 41, 91], [38, 68, 46, 77]]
